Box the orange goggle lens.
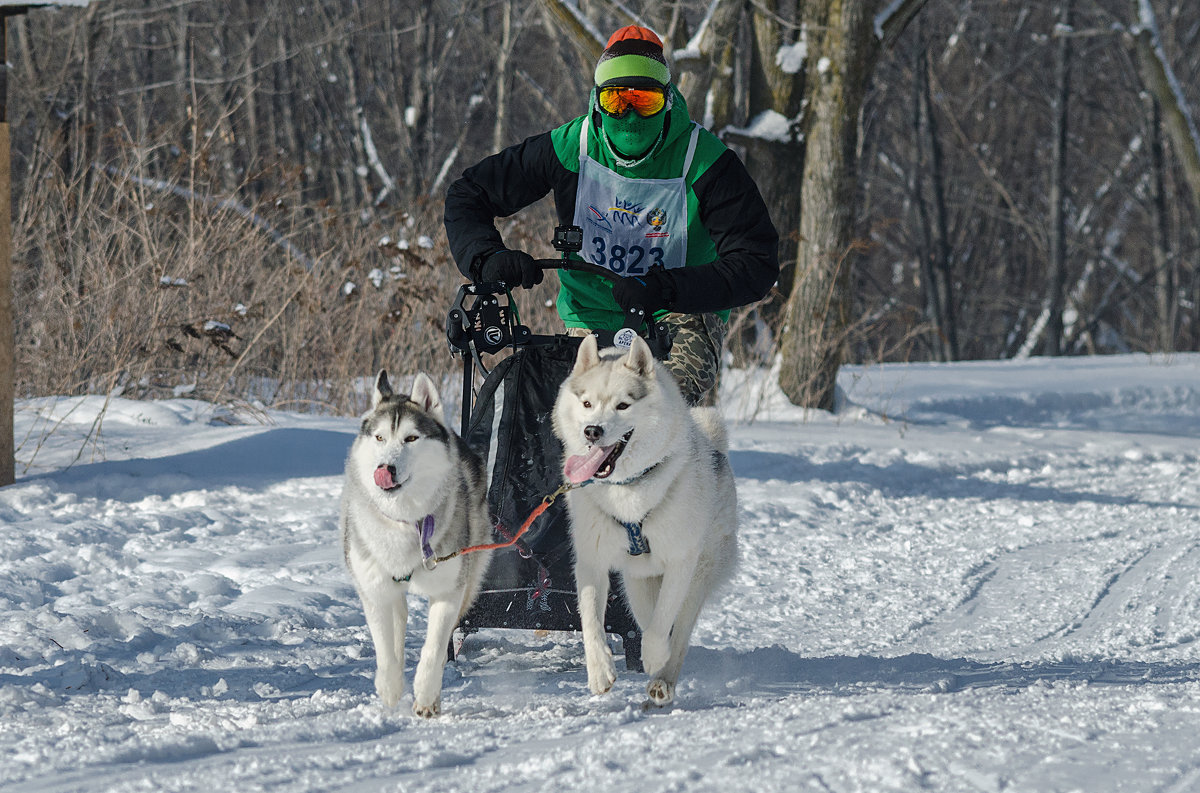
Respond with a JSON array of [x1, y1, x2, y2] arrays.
[[598, 86, 666, 119]]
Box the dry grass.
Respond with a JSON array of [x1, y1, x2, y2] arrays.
[[11, 115, 886, 464], [12, 128, 578, 433]]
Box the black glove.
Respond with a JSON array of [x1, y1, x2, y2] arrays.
[[611, 269, 675, 315], [479, 249, 544, 289]]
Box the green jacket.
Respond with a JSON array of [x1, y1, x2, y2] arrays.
[[445, 87, 779, 331]]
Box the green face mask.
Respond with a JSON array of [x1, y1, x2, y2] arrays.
[[600, 109, 667, 160]]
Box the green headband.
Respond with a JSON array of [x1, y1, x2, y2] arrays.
[[594, 53, 671, 88]]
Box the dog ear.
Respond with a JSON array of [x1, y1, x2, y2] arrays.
[[573, 334, 601, 374], [623, 335, 655, 378], [372, 369, 393, 408], [409, 372, 444, 421]]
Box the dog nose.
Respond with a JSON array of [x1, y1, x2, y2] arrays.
[[584, 425, 603, 443]]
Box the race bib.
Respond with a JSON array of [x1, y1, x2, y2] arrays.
[[572, 121, 699, 277]]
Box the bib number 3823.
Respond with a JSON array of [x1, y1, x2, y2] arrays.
[[590, 237, 665, 276]]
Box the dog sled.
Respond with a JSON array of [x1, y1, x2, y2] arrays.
[[444, 225, 673, 672]]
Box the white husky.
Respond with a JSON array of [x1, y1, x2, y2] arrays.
[[552, 335, 738, 706], [340, 371, 492, 717]]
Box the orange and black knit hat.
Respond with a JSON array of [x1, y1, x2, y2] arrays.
[[593, 26, 671, 89]]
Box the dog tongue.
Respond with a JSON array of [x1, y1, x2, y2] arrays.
[[373, 466, 396, 490], [564, 444, 614, 484]]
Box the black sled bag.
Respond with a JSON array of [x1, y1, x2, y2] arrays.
[[458, 336, 642, 667]]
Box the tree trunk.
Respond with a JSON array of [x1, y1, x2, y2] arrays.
[[778, 0, 879, 410], [911, 44, 947, 360], [240, 7, 260, 184], [746, 0, 806, 271], [1146, 97, 1175, 351], [1045, 0, 1073, 356], [493, 0, 513, 152], [0, 18, 12, 484], [920, 51, 958, 360], [274, 30, 305, 201], [1193, 249, 1200, 352], [729, 2, 806, 366], [1130, 9, 1200, 217], [673, 0, 744, 122]]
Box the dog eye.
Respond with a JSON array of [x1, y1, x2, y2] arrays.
[[582, 400, 592, 409], [616, 402, 630, 411], [374, 434, 385, 442], [404, 435, 419, 443]]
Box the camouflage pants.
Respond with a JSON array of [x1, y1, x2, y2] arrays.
[[566, 312, 727, 406]]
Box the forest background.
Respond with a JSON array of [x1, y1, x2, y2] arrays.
[[9, 0, 1200, 419]]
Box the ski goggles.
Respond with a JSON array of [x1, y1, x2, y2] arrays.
[[597, 86, 667, 119]]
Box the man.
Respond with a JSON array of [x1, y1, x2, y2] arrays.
[[444, 26, 779, 405]]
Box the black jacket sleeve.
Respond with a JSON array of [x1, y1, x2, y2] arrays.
[[443, 132, 576, 280], [666, 149, 780, 314]]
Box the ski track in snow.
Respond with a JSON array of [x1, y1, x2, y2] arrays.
[[2, 355, 1200, 791]]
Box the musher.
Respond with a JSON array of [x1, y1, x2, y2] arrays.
[[444, 25, 779, 405]]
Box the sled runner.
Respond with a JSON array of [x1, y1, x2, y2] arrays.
[[445, 225, 673, 672]]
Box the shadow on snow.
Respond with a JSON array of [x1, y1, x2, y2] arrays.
[[26, 427, 355, 501], [728, 450, 1197, 510], [685, 645, 1200, 701], [7, 629, 1199, 713]]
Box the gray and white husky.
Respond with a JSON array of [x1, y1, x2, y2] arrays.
[[340, 371, 492, 717], [552, 335, 738, 706]]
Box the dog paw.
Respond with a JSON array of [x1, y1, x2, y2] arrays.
[[412, 698, 441, 718], [586, 656, 618, 695], [582, 634, 617, 695], [374, 668, 405, 708], [646, 678, 674, 706]]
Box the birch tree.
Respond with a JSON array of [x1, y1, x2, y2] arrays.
[[1128, 0, 1199, 351], [1129, 0, 1200, 217]]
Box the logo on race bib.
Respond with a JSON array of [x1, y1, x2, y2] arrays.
[[609, 197, 645, 227], [613, 328, 638, 348], [645, 208, 670, 239], [587, 205, 613, 232]]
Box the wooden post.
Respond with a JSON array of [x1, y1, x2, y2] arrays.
[[0, 13, 12, 486], [0, 2, 102, 485]]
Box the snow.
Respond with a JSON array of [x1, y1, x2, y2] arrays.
[[682, 0, 723, 58], [775, 41, 807, 75], [724, 110, 795, 145], [4, 353, 1200, 791], [874, 0, 910, 40]]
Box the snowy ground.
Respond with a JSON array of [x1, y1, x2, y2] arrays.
[[2, 353, 1200, 792]]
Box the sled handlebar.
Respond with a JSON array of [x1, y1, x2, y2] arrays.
[[533, 257, 616, 281], [532, 258, 654, 339], [447, 223, 670, 363]]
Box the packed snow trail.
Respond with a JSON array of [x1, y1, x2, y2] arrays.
[[1, 355, 1200, 792]]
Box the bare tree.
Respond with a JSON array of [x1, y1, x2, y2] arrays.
[[778, 0, 928, 409], [1045, 0, 1074, 356], [911, 38, 958, 361], [7, 0, 1200, 418]]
